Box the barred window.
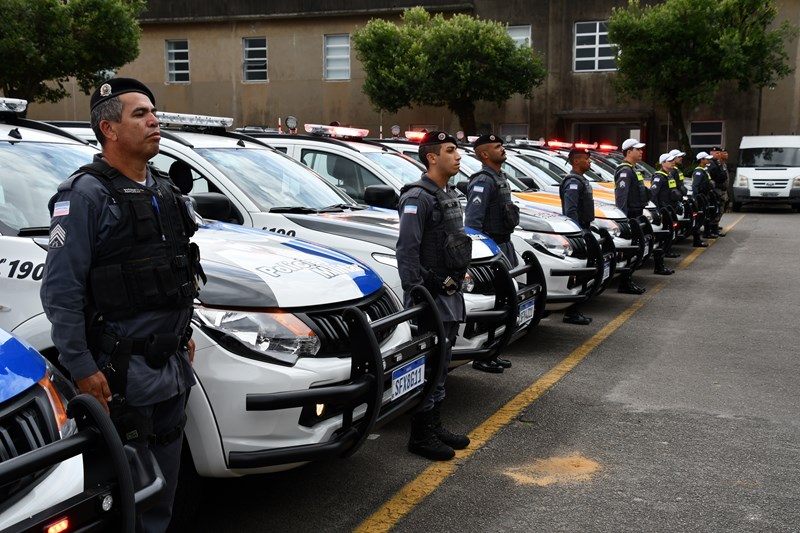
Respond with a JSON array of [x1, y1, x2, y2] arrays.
[[690, 121, 724, 151], [324, 34, 350, 80], [574, 22, 616, 72], [243, 37, 268, 82], [166, 40, 190, 83]]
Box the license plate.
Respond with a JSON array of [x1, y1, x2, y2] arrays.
[[391, 356, 425, 400], [602, 260, 611, 281], [760, 191, 779, 197], [517, 298, 535, 327]]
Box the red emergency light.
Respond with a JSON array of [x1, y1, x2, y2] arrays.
[[404, 131, 427, 142], [598, 143, 618, 151], [574, 142, 598, 150], [547, 140, 573, 149]]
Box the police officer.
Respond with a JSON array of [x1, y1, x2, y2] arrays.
[[707, 146, 728, 236], [558, 147, 594, 325], [40, 78, 203, 533], [464, 133, 519, 372], [613, 138, 648, 294], [397, 131, 471, 461], [671, 149, 707, 247], [649, 153, 681, 262], [692, 151, 718, 240]]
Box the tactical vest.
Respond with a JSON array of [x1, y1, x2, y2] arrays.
[[402, 179, 472, 276], [469, 170, 520, 243], [615, 162, 649, 209], [559, 173, 594, 228], [692, 166, 713, 196], [671, 167, 688, 196], [79, 161, 202, 321], [652, 170, 679, 207]]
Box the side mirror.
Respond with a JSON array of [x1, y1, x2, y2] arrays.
[[364, 184, 398, 209], [518, 177, 538, 190], [456, 181, 469, 195]]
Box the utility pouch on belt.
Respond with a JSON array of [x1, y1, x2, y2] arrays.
[[444, 232, 472, 271], [109, 395, 153, 444], [502, 202, 520, 231], [144, 334, 181, 369]]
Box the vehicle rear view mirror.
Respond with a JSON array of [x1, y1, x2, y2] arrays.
[[456, 181, 469, 195], [364, 184, 398, 209], [518, 177, 538, 190]]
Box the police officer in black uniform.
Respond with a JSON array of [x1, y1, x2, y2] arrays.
[[558, 147, 594, 325], [397, 131, 471, 461], [613, 138, 648, 294], [464, 133, 519, 372], [707, 146, 728, 237], [671, 149, 707, 247], [649, 152, 682, 261], [692, 151, 718, 240], [40, 78, 203, 533]]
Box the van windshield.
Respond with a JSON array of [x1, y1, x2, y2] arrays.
[[739, 148, 800, 168]]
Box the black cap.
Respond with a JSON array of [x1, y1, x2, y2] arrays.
[[472, 133, 503, 149], [90, 78, 155, 111], [567, 147, 590, 160], [419, 130, 458, 147], [710, 146, 723, 152]]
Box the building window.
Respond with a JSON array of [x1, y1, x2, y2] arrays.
[[166, 40, 190, 83], [324, 34, 350, 80], [507, 25, 531, 47], [690, 121, 724, 150], [500, 124, 528, 140], [574, 22, 615, 72], [243, 37, 268, 82]]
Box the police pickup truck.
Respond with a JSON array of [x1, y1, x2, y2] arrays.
[[1, 100, 440, 502], [53, 115, 534, 363]]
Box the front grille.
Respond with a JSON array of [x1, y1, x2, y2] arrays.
[[565, 234, 588, 259], [467, 262, 497, 295], [303, 288, 400, 356], [616, 219, 632, 239], [0, 385, 59, 503], [753, 178, 789, 189]]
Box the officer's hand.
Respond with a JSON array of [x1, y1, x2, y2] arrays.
[[187, 338, 196, 364], [76, 371, 113, 413]]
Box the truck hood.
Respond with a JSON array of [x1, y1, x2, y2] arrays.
[[287, 207, 502, 260], [193, 222, 383, 308], [0, 329, 46, 403]]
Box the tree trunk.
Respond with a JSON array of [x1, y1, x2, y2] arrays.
[[451, 100, 476, 136], [667, 103, 692, 162]]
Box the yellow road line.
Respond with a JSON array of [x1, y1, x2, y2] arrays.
[[677, 214, 745, 270], [355, 283, 668, 533]]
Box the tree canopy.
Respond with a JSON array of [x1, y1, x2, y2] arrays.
[[0, 0, 144, 104], [607, 0, 798, 157], [353, 7, 547, 134]]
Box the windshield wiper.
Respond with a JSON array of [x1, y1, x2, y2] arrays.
[[268, 206, 320, 214], [319, 203, 365, 212]]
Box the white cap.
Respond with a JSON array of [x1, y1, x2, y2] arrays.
[[668, 149, 685, 158], [621, 138, 645, 151], [696, 151, 712, 160], [659, 153, 676, 164]]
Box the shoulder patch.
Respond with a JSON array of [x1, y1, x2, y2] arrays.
[[403, 204, 418, 214], [53, 201, 70, 217], [473, 185, 484, 193], [618, 181, 626, 188], [49, 223, 66, 248], [569, 183, 578, 190], [471, 197, 482, 205]]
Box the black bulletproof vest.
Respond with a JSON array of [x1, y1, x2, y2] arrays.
[[402, 179, 472, 276], [615, 162, 649, 210], [80, 161, 200, 320], [469, 170, 520, 242], [559, 173, 594, 227], [652, 170, 680, 207], [692, 167, 714, 197]]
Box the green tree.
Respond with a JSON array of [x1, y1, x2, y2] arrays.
[[354, 7, 546, 134], [0, 0, 144, 104], [607, 0, 798, 158]]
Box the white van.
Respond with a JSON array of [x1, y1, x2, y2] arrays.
[[733, 135, 800, 212]]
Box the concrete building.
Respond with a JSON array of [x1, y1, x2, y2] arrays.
[[28, 0, 800, 164]]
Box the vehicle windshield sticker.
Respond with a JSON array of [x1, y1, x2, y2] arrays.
[[403, 205, 418, 214], [53, 201, 70, 217], [49, 224, 66, 248]]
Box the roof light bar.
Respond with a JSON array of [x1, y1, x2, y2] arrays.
[[547, 140, 573, 149], [598, 143, 618, 151], [156, 112, 233, 128], [0, 97, 28, 114], [513, 139, 546, 147], [405, 131, 426, 142], [574, 142, 598, 150], [304, 123, 369, 138], [467, 136, 478, 143]]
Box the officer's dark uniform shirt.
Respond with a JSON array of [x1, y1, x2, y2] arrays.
[[396, 174, 466, 323], [41, 155, 195, 407], [464, 164, 518, 267], [649, 170, 681, 210], [614, 162, 649, 216], [692, 165, 714, 198], [559, 171, 594, 229], [707, 158, 727, 189]]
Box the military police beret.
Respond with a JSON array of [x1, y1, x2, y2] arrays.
[[419, 130, 458, 147], [90, 78, 155, 111], [472, 133, 503, 149], [567, 147, 590, 160]]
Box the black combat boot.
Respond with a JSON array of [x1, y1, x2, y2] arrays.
[[408, 410, 455, 460], [618, 276, 646, 294], [693, 233, 708, 248], [431, 402, 470, 450], [653, 251, 674, 275]]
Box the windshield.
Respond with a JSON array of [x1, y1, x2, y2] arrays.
[[195, 147, 354, 210], [362, 151, 424, 185], [0, 142, 97, 235], [506, 154, 561, 186], [740, 147, 800, 167]]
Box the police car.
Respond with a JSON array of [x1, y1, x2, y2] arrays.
[[0, 328, 165, 532], [2, 100, 439, 486], [54, 116, 534, 362]]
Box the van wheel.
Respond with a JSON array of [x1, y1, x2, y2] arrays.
[[166, 440, 205, 532], [732, 202, 742, 212]]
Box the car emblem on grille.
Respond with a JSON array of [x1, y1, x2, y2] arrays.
[[766, 182, 775, 187]]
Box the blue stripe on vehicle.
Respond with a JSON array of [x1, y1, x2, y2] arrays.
[[0, 330, 47, 403], [464, 227, 501, 255]]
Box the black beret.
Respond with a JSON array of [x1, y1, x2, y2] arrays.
[[472, 133, 503, 149], [419, 130, 458, 147], [567, 147, 590, 160], [710, 146, 723, 152], [90, 78, 155, 111]]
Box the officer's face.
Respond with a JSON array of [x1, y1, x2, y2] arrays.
[[572, 153, 591, 173], [628, 146, 643, 163], [109, 92, 161, 160], [432, 142, 461, 177], [486, 142, 506, 164], [662, 160, 675, 171]]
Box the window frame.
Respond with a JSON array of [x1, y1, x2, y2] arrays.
[[166, 39, 190, 84], [573, 21, 616, 73], [507, 25, 532, 48], [243, 37, 268, 83], [690, 121, 725, 151], [324, 34, 351, 81]]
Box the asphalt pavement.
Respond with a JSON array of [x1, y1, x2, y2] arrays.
[[188, 208, 800, 533]]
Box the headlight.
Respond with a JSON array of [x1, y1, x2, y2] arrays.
[[40, 360, 78, 438], [643, 209, 653, 222], [195, 307, 320, 365], [592, 218, 621, 238], [521, 231, 573, 257], [372, 253, 398, 268], [462, 272, 475, 293], [792, 176, 800, 188], [736, 174, 748, 187]]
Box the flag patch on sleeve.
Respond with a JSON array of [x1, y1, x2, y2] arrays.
[[569, 184, 578, 189], [403, 204, 418, 214], [53, 201, 70, 217], [473, 185, 484, 193]]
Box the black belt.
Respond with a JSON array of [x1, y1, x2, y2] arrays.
[[97, 331, 184, 357]]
